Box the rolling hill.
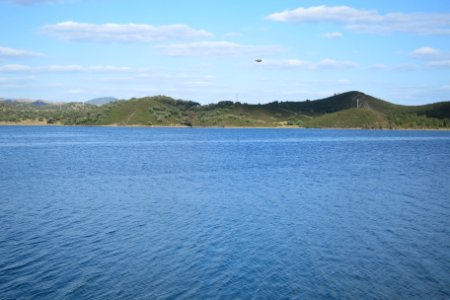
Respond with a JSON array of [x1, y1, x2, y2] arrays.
[[1, 91, 449, 129]]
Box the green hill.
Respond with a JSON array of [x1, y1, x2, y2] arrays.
[[98, 96, 199, 126], [1, 91, 449, 129]]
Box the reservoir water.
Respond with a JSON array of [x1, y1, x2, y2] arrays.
[[0, 126, 449, 299]]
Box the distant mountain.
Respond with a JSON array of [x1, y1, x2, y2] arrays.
[[0, 99, 15, 104], [0, 98, 52, 106], [86, 97, 118, 106], [31, 100, 51, 107]]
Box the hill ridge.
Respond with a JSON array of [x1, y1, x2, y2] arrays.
[[1, 91, 449, 129]]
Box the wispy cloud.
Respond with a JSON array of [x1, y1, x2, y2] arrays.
[[38, 65, 133, 73], [368, 64, 388, 70], [426, 60, 450, 69], [258, 58, 357, 70], [156, 41, 283, 56], [267, 6, 377, 23], [224, 32, 241, 38], [271, 59, 312, 69], [410, 47, 442, 59], [0, 46, 43, 59], [0, 64, 135, 73], [323, 31, 343, 39], [370, 60, 449, 71], [391, 64, 418, 72], [410, 47, 450, 68], [0, 64, 32, 72], [88, 65, 133, 72], [0, 75, 35, 85], [2, 0, 65, 5], [42, 21, 213, 42], [40, 65, 134, 73], [317, 58, 356, 69], [337, 79, 351, 85], [0, 75, 36, 89], [39, 65, 85, 72], [266, 5, 450, 35]]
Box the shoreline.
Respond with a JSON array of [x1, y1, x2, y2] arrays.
[[1, 122, 449, 131]]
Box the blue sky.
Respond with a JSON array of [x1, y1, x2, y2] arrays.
[[0, 0, 449, 104]]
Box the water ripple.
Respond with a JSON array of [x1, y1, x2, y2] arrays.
[[0, 127, 449, 299]]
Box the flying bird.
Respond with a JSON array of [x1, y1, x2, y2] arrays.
[[255, 59, 262, 63]]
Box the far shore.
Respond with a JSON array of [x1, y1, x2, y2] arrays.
[[1, 121, 449, 131]]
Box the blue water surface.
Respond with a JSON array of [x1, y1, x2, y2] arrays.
[[0, 126, 449, 299]]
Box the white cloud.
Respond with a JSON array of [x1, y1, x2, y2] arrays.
[[257, 58, 356, 70], [261, 59, 312, 69], [224, 32, 241, 38], [87, 65, 132, 72], [0, 0, 64, 5], [337, 79, 351, 85], [0, 46, 43, 58], [40, 65, 85, 72], [37, 65, 134, 73], [0, 75, 35, 89], [135, 72, 214, 81], [67, 88, 85, 94], [411, 47, 442, 59], [317, 58, 357, 69], [323, 31, 343, 39], [391, 64, 418, 71], [42, 21, 213, 42], [2, 0, 64, 5], [426, 60, 450, 69], [267, 6, 376, 23], [181, 80, 214, 87], [156, 41, 283, 56], [0, 64, 32, 72], [368, 64, 388, 70], [283, 59, 312, 68], [0, 75, 35, 83], [0, 64, 135, 73], [266, 5, 450, 35]]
